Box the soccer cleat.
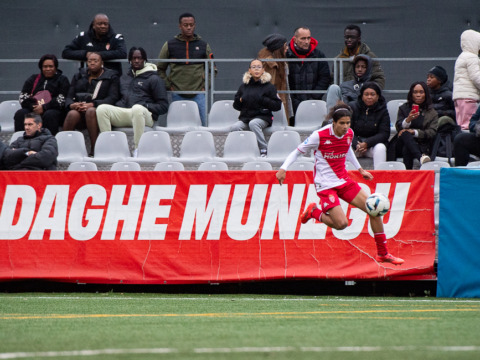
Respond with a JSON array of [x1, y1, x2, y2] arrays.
[[376, 253, 404, 265], [300, 203, 317, 224]]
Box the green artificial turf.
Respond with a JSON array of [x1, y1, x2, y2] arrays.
[[1, 293, 480, 360]]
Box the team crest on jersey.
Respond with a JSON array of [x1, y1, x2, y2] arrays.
[[106, 43, 110, 50], [328, 195, 335, 203], [347, 137, 351, 145]]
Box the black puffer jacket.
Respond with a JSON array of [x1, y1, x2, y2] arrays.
[[286, 37, 331, 112], [116, 63, 169, 120], [429, 82, 456, 120], [62, 24, 127, 74], [233, 72, 282, 125], [65, 68, 120, 109], [340, 54, 373, 103], [3, 128, 58, 170], [349, 95, 390, 149], [19, 71, 70, 112]]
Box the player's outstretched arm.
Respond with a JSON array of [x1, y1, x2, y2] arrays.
[[358, 168, 373, 180], [276, 169, 286, 185]]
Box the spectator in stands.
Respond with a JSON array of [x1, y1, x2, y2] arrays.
[[452, 29, 480, 130], [157, 12, 216, 127], [349, 82, 390, 169], [286, 27, 331, 124], [62, 13, 126, 75], [454, 106, 480, 166], [63, 52, 120, 156], [325, 54, 373, 112], [3, 113, 58, 170], [63, 52, 120, 155], [334, 24, 385, 89], [14, 54, 70, 136], [96, 47, 168, 157], [230, 59, 282, 157], [427, 66, 456, 123], [258, 33, 292, 121], [391, 81, 438, 169]]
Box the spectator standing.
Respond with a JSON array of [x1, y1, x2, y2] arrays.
[[334, 25, 385, 89], [96, 47, 169, 156], [286, 27, 331, 123], [62, 13, 127, 75], [454, 106, 480, 166], [14, 54, 70, 136], [258, 33, 292, 121], [427, 66, 456, 123], [452, 29, 480, 130], [63, 52, 120, 156], [3, 113, 58, 170], [349, 82, 390, 169], [230, 59, 282, 157], [157, 13, 216, 126], [391, 81, 438, 169]]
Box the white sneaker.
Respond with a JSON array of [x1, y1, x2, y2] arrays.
[[132, 149, 138, 158], [420, 154, 431, 165]]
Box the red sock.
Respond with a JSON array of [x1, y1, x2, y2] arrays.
[[312, 207, 323, 222], [374, 232, 388, 256]]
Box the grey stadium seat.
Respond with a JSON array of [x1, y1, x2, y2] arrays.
[[126, 131, 172, 164], [55, 131, 88, 165]]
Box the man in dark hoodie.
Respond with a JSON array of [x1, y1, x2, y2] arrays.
[[326, 54, 373, 111], [3, 113, 58, 170], [286, 27, 331, 121], [426, 65, 456, 122], [62, 13, 127, 75]]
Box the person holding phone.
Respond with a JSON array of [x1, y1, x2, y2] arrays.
[[392, 81, 438, 169]]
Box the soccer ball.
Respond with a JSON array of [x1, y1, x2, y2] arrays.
[[365, 193, 390, 217]]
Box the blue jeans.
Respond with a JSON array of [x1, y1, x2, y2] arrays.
[[172, 93, 207, 127]]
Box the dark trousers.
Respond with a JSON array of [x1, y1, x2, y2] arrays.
[[14, 108, 64, 135], [397, 131, 423, 169], [454, 132, 480, 166]]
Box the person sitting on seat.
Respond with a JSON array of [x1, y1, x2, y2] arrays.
[[230, 59, 282, 157], [63, 52, 120, 155], [96, 47, 169, 156], [3, 113, 58, 170]]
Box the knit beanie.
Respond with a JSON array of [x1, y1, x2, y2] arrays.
[[428, 66, 448, 84], [262, 33, 287, 52]]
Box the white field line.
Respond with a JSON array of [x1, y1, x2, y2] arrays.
[[1, 346, 480, 359], [1, 296, 480, 303]]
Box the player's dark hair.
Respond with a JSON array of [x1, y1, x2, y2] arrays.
[[327, 102, 352, 122]]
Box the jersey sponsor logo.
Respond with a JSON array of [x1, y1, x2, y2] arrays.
[[323, 152, 347, 160]]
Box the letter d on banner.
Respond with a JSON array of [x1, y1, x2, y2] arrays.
[[0, 185, 36, 239]]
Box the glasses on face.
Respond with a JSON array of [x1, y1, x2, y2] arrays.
[[250, 65, 263, 70]]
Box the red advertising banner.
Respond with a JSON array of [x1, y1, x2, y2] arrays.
[[0, 170, 435, 284]]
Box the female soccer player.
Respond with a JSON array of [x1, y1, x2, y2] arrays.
[[275, 102, 404, 265]]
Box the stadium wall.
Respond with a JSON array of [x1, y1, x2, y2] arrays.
[[0, 0, 479, 102]]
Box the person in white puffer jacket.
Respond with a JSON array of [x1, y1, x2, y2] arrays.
[[453, 29, 480, 130]]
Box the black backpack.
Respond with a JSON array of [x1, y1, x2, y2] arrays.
[[430, 117, 461, 165]]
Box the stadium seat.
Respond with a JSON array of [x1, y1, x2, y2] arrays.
[[126, 131, 172, 164], [288, 161, 314, 171], [206, 100, 240, 134], [0, 100, 21, 132], [375, 161, 406, 170], [197, 161, 229, 171], [55, 131, 88, 165], [241, 161, 273, 171], [262, 130, 303, 166], [286, 100, 326, 134], [217, 131, 260, 165], [466, 161, 480, 168], [9, 131, 24, 145], [86, 131, 131, 164], [420, 160, 450, 199], [110, 161, 142, 171], [263, 103, 288, 136], [67, 161, 98, 171], [171, 130, 216, 165], [154, 161, 185, 171], [386, 99, 405, 136], [156, 100, 203, 135]]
